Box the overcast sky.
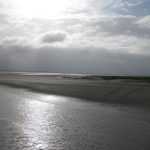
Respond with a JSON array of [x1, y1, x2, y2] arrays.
[[0, 0, 150, 75]]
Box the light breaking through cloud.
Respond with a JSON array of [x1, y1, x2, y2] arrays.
[[0, 0, 150, 75]]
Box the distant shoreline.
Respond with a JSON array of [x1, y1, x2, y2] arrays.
[[0, 73, 150, 107], [0, 70, 150, 78]]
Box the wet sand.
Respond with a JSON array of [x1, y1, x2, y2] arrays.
[[0, 85, 150, 150], [0, 73, 150, 107]]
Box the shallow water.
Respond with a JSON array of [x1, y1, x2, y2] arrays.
[[0, 85, 150, 150]]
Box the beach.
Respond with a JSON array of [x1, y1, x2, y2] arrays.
[[0, 73, 150, 149], [0, 73, 150, 106]]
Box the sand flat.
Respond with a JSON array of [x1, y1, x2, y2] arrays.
[[0, 73, 150, 107], [0, 85, 150, 150]]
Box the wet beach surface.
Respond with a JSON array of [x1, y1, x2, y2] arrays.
[[0, 85, 150, 150], [0, 73, 150, 107]]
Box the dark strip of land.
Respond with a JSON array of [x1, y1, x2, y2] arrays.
[[0, 73, 150, 107]]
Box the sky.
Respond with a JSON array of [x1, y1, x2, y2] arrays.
[[0, 0, 150, 75]]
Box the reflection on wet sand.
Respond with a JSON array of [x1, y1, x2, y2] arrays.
[[0, 85, 150, 150], [21, 100, 51, 149]]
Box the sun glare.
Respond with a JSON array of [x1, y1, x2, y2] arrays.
[[12, 0, 77, 19]]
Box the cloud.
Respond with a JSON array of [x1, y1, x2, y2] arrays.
[[85, 15, 150, 38], [95, 0, 150, 16], [0, 0, 150, 75], [0, 13, 8, 24], [40, 31, 67, 43], [137, 15, 150, 29], [0, 37, 27, 45], [0, 41, 150, 75]]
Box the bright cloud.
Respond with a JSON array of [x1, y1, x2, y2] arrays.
[[0, 0, 150, 75]]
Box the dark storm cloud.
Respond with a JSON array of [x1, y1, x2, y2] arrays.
[[40, 31, 67, 43], [0, 43, 150, 75], [0, 44, 32, 71]]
